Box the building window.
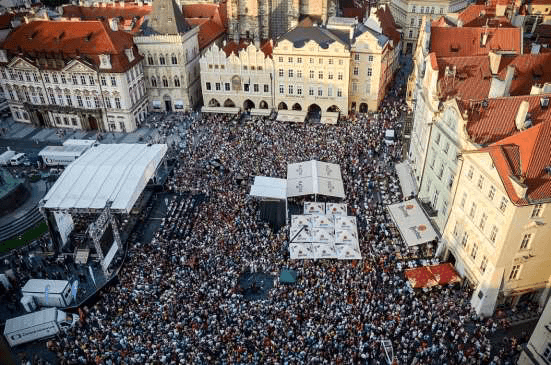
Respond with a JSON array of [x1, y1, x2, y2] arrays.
[[111, 76, 117, 86], [55, 116, 61, 124], [327, 87, 332, 97], [115, 97, 121, 108], [354, 54, 360, 61], [101, 76, 107, 86], [318, 71, 323, 79], [94, 96, 101, 108], [278, 57, 283, 63], [409, 30, 413, 38], [70, 74, 77, 84], [469, 202, 477, 219], [297, 70, 302, 78], [543, 343, 551, 361], [85, 96, 92, 108], [206, 82, 211, 91], [520, 233, 532, 250], [279, 69, 284, 77], [337, 88, 342, 97], [488, 186, 495, 200], [253, 84, 259, 92], [447, 175, 454, 191], [328, 58, 333, 65], [80, 75, 86, 85], [105, 97, 112, 108], [338, 72, 343, 80], [17, 71, 23, 81], [174, 77, 180, 87], [318, 88, 322, 96], [244, 84, 250, 92], [148, 55, 154, 64], [151, 77, 157, 87], [412, 5, 416, 12], [162, 77, 168, 87], [89, 76, 95, 85], [309, 70, 314, 79], [477, 176, 484, 189], [288, 57, 293, 63], [461, 232, 469, 247], [297, 57, 302, 63], [367, 68, 372, 77], [215, 83, 221, 91], [531, 204, 543, 218], [509, 265, 521, 280], [499, 197, 508, 213], [159, 55, 166, 65], [44, 74, 50, 83], [368, 55, 374, 62], [288, 69, 293, 78], [309, 87, 314, 96], [479, 213, 487, 231], [264, 84, 269, 93], [471, 244, 478, 260], [353, 67, 359, 76], [279, 85, 284, 94], [490, 226, 498, 243], [319, 58, 323, 64], [437, 164, 444, 179], [410, 18, 415, 26], [172, 55, 178, 64], [453, 222, 460, 237], [467, 166, 474, 179], [225, 82, 230, 91], [440, 7, 444, 14], [480, 256, 487, 273], [76, 95, 83, 107], [328, 72, 333, 80], [66, 95, 72, 106], [71, 117, 77, 126]]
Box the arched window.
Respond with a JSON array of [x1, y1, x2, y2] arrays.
[[162, 77, 168, 87], [151, 77, 157, 87], [174, 76, 180, 87], [171, 54, 177, 64], [159, 55, 166, 65], [147, 54, 154, 65]]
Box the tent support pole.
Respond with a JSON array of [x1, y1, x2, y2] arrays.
[[285, 198, 288, 224]]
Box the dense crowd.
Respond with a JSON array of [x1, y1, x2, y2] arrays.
[[38, 83, 524, 364]]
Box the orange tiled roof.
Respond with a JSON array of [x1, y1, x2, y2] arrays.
[[429, 52, 438, 70], [61, 4, 152, 33], [182, 4, 219, 18], [222, 39, 272, 58], [478, 118, 551, 204], [1, 20, 141, 73], [456, 4, 513, 27], [373, 5, 400, 45], [464, 94, 551, 146], [437, 53, 551, 102], [431, 16, 454, 27], [182, 4, 225, 50], [430, 27, 521, 57], [0, 13, 14, 30]]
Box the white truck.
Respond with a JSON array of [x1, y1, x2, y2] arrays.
[[21, 279, 73, 308], [3, 308, 79, 347], [384, 129, 396, 145], [38, 139, 96, 167], [10, 152, 26, 166], [0, 149, 16, 166]]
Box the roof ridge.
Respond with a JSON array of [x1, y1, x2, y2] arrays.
[[98, 20, 118, 53]]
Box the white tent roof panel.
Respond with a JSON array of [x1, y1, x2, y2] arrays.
[[304, 202, 325, 215], [201, 106, 240, 114], [287, 160, 345, 198], [42, 144, 167, 213], [276, 110, 307, 123], [326, 203, 347, 215], [387, 199, 439, 247], [249, 176, 287, 200]]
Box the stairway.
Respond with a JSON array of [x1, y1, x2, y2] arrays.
[[0, 205, 44, 243]]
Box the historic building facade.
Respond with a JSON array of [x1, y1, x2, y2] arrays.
[[200, 41, 274, 111], [134, 0, 201, 112], [0, 20, 147, 132]]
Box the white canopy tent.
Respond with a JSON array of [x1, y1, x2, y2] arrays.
[[289, 205, 361, 260], [201, 106, 240, 114], [387, 199, 439, 247], [276, 110, 307, 123], [287, 160, 345, 198], [42, 144, 167, 213], [326, 203, 347, 215], [304, 202, 325, 215], [321, 111, 339, 125], [249, 108, 272, 116], [395, 162, 418, 198], [249, 176, 287, 200]]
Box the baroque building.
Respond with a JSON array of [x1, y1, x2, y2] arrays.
[[0, 20, 147, 132]]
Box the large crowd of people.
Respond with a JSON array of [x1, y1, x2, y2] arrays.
[[43, 81, 527, 364]]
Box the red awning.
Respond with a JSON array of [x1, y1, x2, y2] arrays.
[[405, 263, 461, 288]]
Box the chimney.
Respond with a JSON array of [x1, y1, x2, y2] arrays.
[[481, 31, 489, 47], [488, 51, 501, 75], [503, 64, 515, 96], [109, 17, 119, 31], [515, 100, 530, 131]]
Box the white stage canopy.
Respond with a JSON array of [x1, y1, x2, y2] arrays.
[[304, 202, 325, 215], [287, 160, 345, 198], [276, 110, 307, 123], [321, 111, 339, 125], [289, 205, 361, 260], [249, 176, 287, 200], [326, 203, 347, 215], [201, 106, 240, 114], [42, 144, 168, 213], [250, 108, 271, 116], [387, 199, 439, 247], [395, 162, 418, 198]]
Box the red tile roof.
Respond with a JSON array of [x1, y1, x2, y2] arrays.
[[430, 27, 521, 57], [457, 4, 512, 27], [61, 4, 151, 33], [182, 4, 225, 50], [478, 118, 551, 204], [1, 20, 141, 73], [429, 52, 438, 70], [373, 5, 400, 45], [431, 16, 454, 27], [437, 53, 551, 102], [464, 94, 551, 146], [222, 39, 272, 57], [0, 13, 14, 30]]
